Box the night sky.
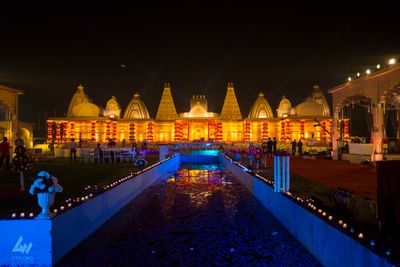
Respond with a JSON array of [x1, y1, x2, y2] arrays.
[[1, 4, 399, 135]]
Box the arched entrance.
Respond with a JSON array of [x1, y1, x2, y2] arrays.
[[189, 123, 208, 141]]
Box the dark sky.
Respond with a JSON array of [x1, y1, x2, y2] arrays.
[[1, 4, 400, 125]]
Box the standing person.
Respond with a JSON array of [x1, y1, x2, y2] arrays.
[[121, 138, 126, 148], [48, 140, 55, 156], [261, 140, 268, 167], [94, 143, 103, 163], [298, 139, 303, 156], [255, 148, 262, 171], [78, 134, 83, 148], [69, 138, 77, 163], [267, 138, 273, 157], [291, 139, 297, 156], [131, 141, 137, 151], [0, 137, 11, 170], [272, 137, 277, 153]]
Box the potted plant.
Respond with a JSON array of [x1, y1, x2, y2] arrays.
[[29, 171, 63, 219]]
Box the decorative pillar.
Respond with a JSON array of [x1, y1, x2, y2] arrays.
[[91, 121, 96, 142], [300, 121, 305, 141], [47, 122, 53, 142], [280, 121, 285, 141], [262, 121, 268, 140], [112, 121, 117, 141], [70, 122, 75, 140], [129, 122, 135, 143], [332, 111, 339, 160], [174, 122, 182, 142], [60, 122, 66, 142], [105, 121, 111, 141], [216, 122, 223, 142], [146, 121, 154, 142], [344, 119, 349, 141], [243, 121, 250, 142], [274, 152, 290, 192], [372, 102, 384, 161], [285, 121, 291, 142], [398, 110, 400, 139]]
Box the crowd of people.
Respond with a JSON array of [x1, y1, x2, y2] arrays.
[[227, 138, 310, 172]]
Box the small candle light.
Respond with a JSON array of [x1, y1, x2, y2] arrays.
[[20, 213, 25, 218], [343, 223, 348, 229], [11, 213, 16, 218], [60, 206, 65, 210], [339, 220, 343, 225], [322, 212, 326, 216], [358, 233, 363, 239], [29, 213, 34, 217]]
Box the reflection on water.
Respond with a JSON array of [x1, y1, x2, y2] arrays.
[[162, 165, 239, 215], [58, 164, 321, 267]]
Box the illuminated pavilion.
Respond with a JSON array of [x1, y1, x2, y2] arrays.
[[0, 84, 34, 147], [47, 83, 343, 145]]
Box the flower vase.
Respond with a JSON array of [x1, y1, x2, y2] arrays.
[[35, 192, 55, 219]]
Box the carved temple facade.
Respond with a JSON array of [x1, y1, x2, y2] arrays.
[[47, 83, 348, 144]]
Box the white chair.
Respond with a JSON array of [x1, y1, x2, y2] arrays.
[[103, 150, 111, 164], [93, 149, 102, 163], [81, 149, 92, 163], [114, 150, 122, 163]]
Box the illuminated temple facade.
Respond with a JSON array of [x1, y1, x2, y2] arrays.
[[47, 83, 348, 144]]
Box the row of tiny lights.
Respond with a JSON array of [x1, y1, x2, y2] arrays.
[[223, 153, 392, 258], [347, 58, 397, 82], [10, 154, 177, 219]]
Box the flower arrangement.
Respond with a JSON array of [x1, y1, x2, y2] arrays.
[[29, 171, 63, 195], [134, 156, 148, 168]]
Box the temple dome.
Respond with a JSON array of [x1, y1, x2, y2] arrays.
[[310, 85, 331, 116], [248, 92, 274, 119], [71, 102, 101, 117], [104, 96, 121, 118], [295, 98, 324, 116], [277, 96, 292, 118], [67, 85, 101, 117], [123, 92, 150, 119]]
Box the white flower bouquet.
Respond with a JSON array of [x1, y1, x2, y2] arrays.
[[29, 171, 63, 195]]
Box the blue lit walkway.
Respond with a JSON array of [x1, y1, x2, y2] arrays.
[[57, 166, 320, 266]]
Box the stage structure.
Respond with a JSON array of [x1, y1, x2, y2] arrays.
[[329, 58, 400, 161]]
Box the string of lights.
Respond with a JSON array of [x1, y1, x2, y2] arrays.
[[346, 58, 398, 82], [7, 154, 179, 221], [221, 153, 393, 260]]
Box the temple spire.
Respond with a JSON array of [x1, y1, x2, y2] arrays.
[[67, 84, 89, 117], [220, 82, 242, 120], [155, 83, 178, 120]]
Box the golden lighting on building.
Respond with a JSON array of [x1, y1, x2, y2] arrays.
[[47, 83, 335, 144]]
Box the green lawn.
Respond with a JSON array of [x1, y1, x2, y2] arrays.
[[0, 156, 159, 218]]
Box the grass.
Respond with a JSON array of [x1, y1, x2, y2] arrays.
[[0, 156, 159, 218]]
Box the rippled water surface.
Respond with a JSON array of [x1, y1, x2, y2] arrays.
[[58, 164, 321, 267]]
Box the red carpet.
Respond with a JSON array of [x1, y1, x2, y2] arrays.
[[277, 157, 377, 199]]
